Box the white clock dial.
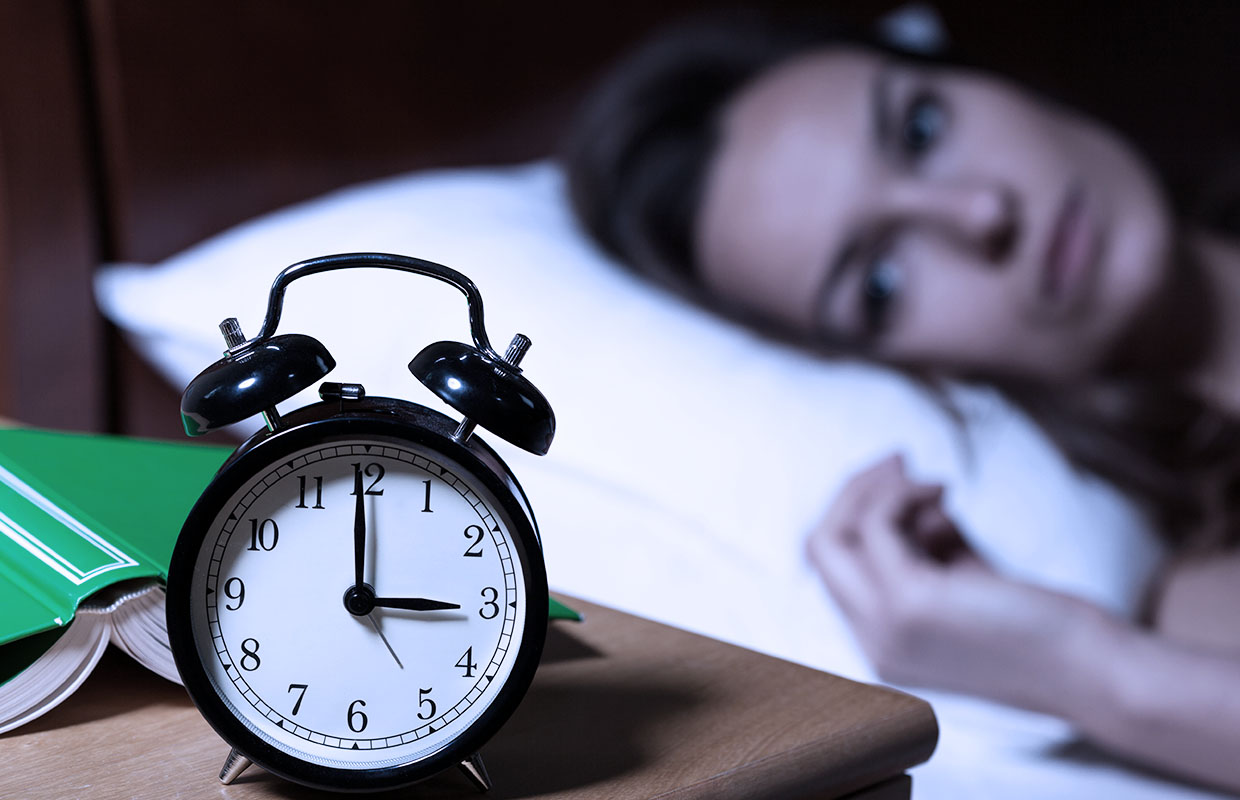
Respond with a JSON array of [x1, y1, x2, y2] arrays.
[[188, 440, 526, 770]]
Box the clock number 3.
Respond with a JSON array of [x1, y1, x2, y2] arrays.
[[479, 587, 499, 620]]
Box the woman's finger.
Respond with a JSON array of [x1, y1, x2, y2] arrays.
[[818, 453, 906, 545], [907, 499, 976, 564], [854, 479, 943, 579], [807, 480, 902, 627], [806, 519, 879, 621]]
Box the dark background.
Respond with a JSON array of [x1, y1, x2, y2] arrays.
[[0, 0, 1235, 434]]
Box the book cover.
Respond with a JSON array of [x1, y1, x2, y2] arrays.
[[0, 429, 231, 682]]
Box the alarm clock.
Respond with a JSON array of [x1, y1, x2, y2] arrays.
[[166, 252, 554, 793]]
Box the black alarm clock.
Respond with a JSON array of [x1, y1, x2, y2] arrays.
[[166, 252, 554, 793]]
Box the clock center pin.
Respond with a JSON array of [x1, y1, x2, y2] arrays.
[[343, 583, 378, 616]]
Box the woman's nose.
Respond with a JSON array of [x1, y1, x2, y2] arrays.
[[888, 179, 1019, 260]]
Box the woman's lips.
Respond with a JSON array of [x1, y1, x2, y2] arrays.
[[1041, 181, 1098, 307]]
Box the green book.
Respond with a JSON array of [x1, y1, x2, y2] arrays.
[[0, 428, 230, 732]]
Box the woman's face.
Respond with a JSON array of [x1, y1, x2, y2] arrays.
[[695, 49, 1173, 382]]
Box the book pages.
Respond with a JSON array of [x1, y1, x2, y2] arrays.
[[0, 614, 109, 734], [104, 584, 179, 684]]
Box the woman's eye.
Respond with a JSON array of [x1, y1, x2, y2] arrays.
[[900, 91, 946, 158], [861, 252, 902, 334]]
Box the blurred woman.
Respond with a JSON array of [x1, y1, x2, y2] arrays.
[[565, 12, 1240, 791]]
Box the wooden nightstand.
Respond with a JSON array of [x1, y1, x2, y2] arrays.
[[0, 596, 937, 799]]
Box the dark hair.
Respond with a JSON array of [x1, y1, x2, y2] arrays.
[[565, 11, 900, 294], [562, 11, 1238, 550]]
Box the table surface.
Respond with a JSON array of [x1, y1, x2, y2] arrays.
[[0, 596, 938, 800]]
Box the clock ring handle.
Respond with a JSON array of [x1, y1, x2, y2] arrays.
[[261, 252, 555, 455], [254, 252, 502, 361]]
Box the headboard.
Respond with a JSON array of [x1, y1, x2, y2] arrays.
[[3, 0, 808, 439], [1, 0, 1236, 440]]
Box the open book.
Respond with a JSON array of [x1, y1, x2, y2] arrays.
[[0, 429, 229, 733]]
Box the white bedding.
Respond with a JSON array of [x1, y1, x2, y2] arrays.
[[95, 162, 1224, 799]]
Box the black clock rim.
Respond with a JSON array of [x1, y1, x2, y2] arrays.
[[167, 401, 549, 792]]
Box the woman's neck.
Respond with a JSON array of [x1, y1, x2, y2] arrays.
[[1176, 229, 1240, 416]]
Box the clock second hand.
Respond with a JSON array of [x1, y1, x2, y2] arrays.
[[366, 613, 404, 670]]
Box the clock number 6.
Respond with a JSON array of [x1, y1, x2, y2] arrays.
[[347, 699, 368, 733]]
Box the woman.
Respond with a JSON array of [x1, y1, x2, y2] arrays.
[[565, 13, 1240, 792]]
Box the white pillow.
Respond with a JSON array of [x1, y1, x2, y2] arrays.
[[95, 162, 1164, 678]]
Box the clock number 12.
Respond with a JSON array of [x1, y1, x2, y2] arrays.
[[350, 463, 385, 496]]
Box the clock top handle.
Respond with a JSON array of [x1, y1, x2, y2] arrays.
[[255, 253, 504, 362], [180, 253, 555, 456]]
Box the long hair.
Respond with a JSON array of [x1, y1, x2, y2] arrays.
[[563, 11, 1239, 548]]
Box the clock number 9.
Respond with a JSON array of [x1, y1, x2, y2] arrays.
[[347, 699, 368, 733], [222, 577, 245, 611], [479, 587, 499, 620]]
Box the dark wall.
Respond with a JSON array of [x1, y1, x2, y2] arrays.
[[0, 0, 1232, 434], [88, 1, 1240, 266]]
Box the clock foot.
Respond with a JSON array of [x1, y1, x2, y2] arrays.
[[458, 752, 492, 792], [219, 747, 253, 784]]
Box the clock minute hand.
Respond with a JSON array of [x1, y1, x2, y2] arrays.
[[370, 597, 461, 612], [353, 469, 366, 589]]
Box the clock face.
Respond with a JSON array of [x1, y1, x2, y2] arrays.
[[183, 436, 534, 777]]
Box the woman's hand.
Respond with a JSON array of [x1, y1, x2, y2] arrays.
[[810, 454, 1240, 790], [806, 453, 1108, 715]]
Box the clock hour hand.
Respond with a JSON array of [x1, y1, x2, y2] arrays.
[[370, 597, 461, 612], [353, 469, 365, 589]]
